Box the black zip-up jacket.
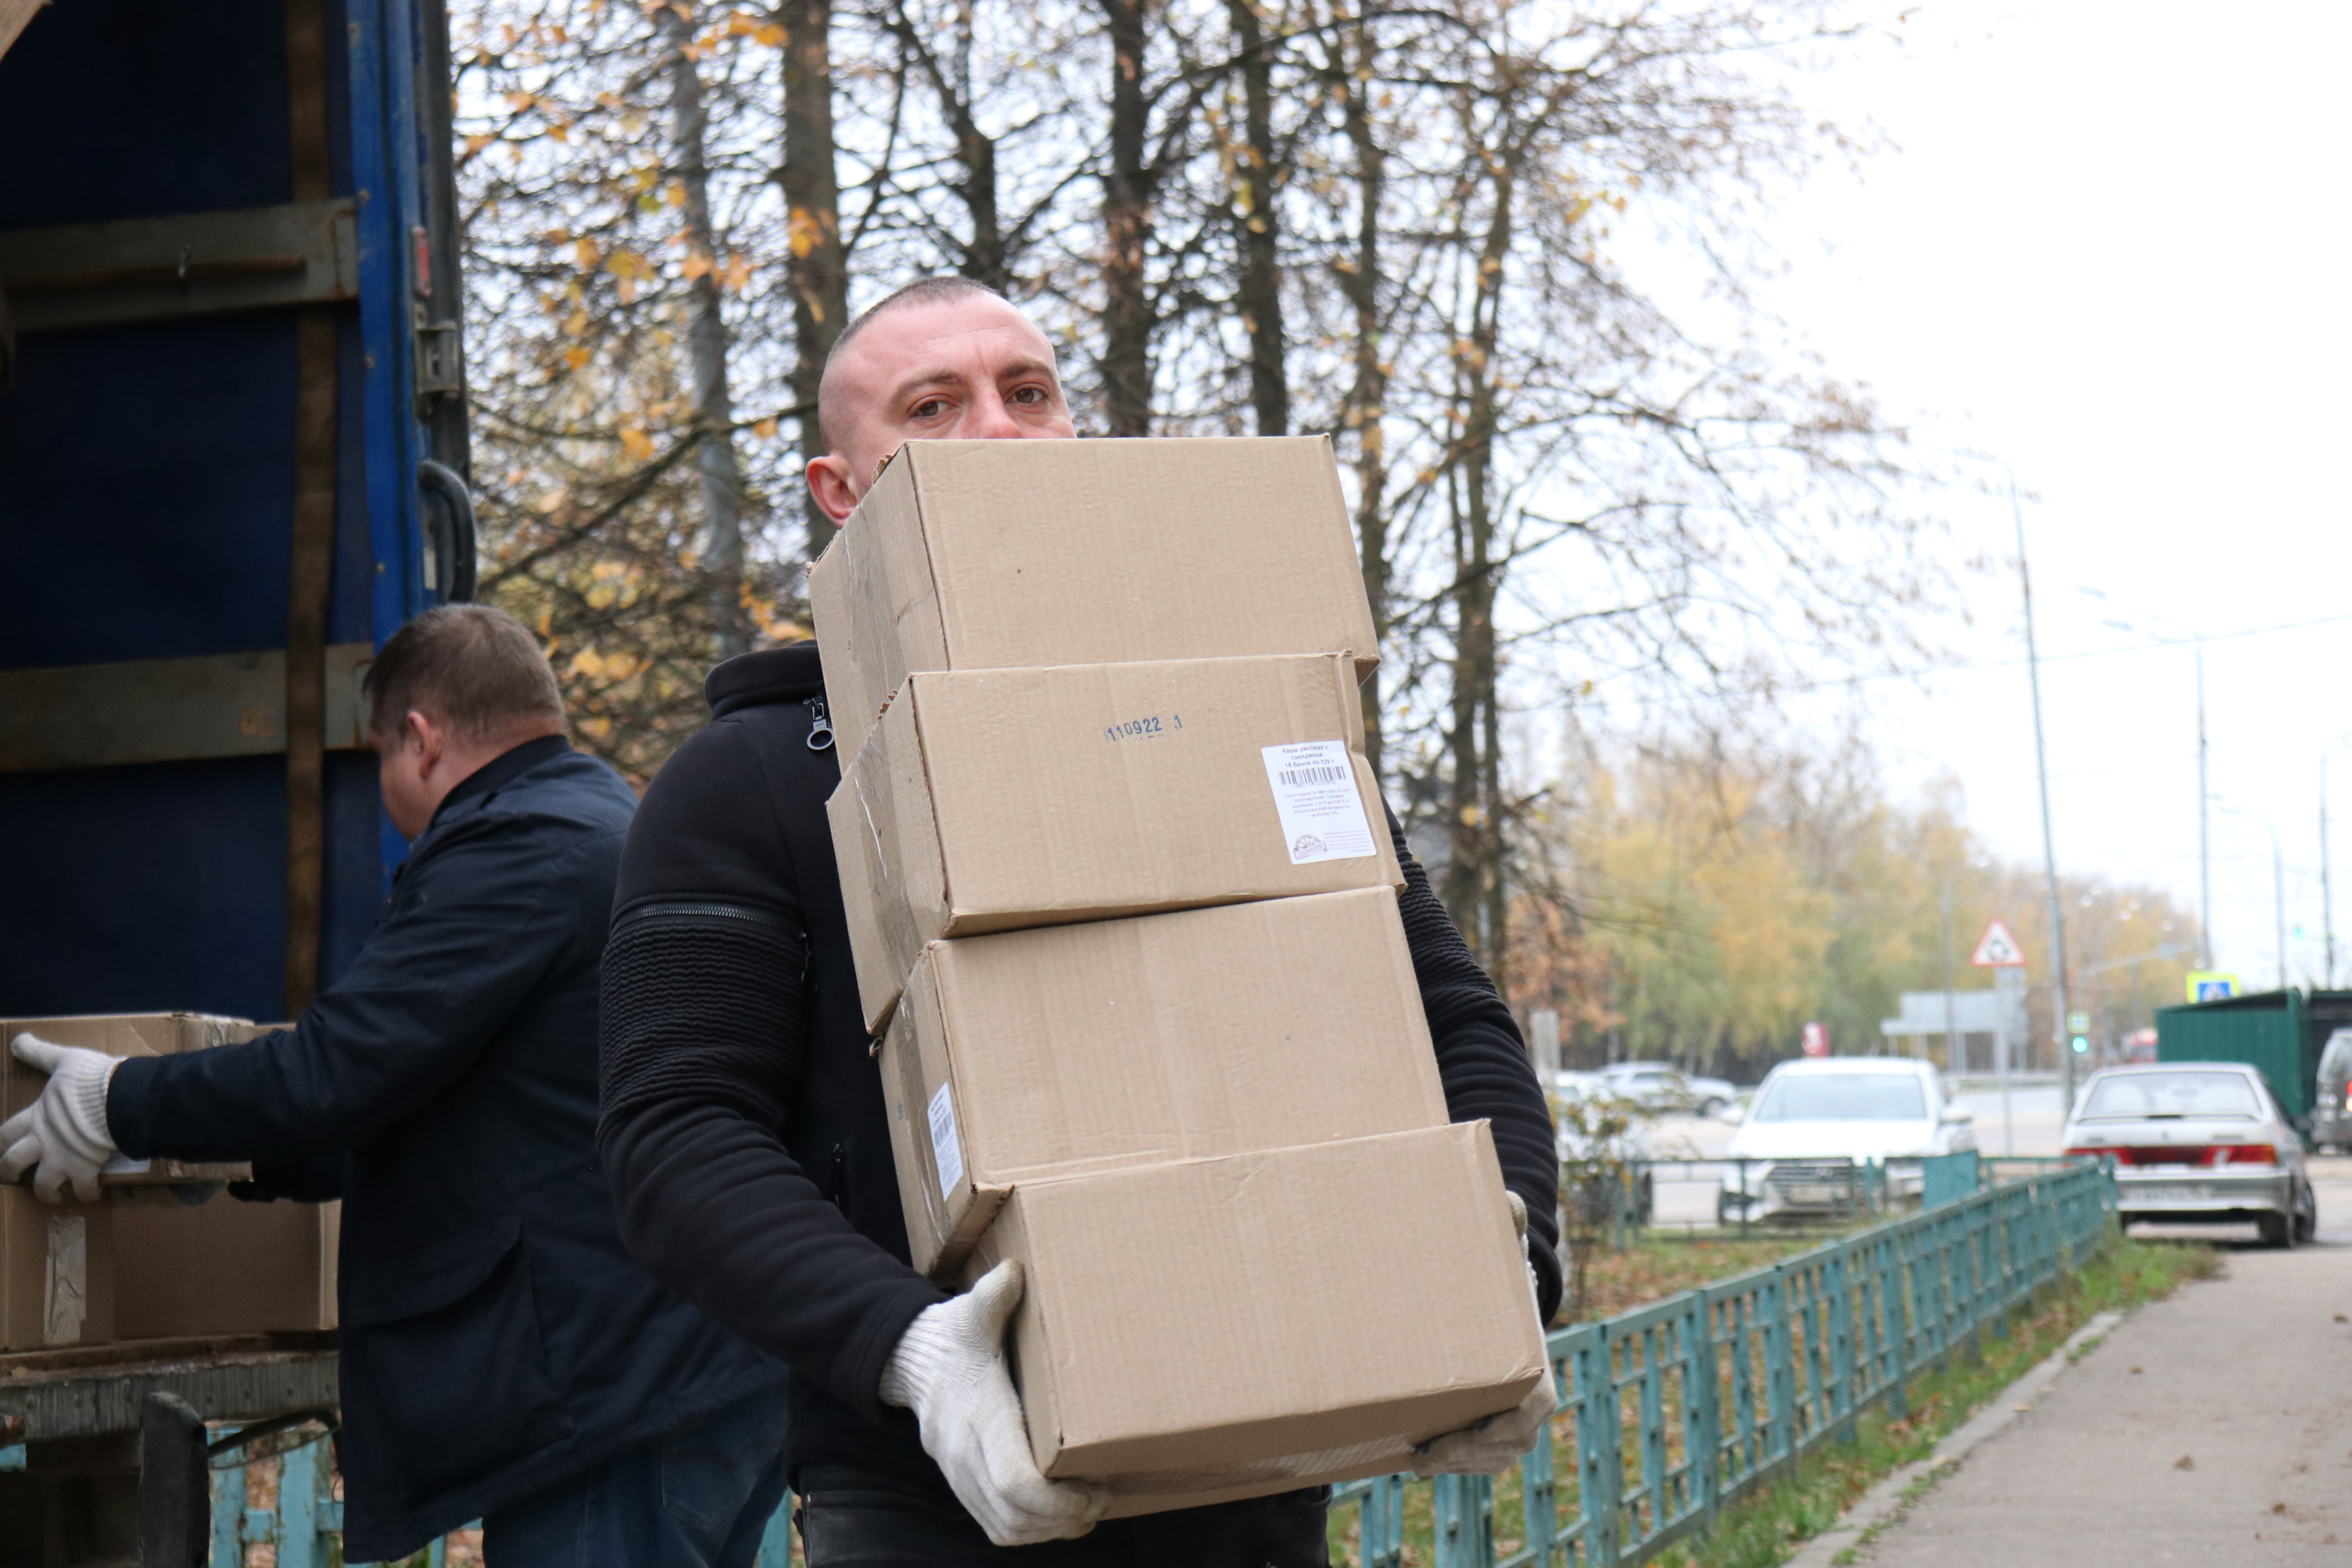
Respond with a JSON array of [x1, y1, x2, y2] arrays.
[[597, 644, 1563, 1494], [108, 737, 786, 1560]]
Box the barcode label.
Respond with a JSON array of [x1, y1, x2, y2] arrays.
[[1261, 741, 1377, 865], [928, 1084, 965, 1198]]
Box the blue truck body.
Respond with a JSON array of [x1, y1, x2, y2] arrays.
[[0, 0, 469, 1025]]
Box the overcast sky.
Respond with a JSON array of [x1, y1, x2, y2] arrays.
[[1736, 0, 2352, 991]]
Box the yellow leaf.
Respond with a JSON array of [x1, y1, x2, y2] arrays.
[[562, 345, 591, 370], [681, 249, 712, 282], [568, 647, 608, 679], [751, 416, 778, 439], [464, 133, 495, 156], [721, 252, 752, 292], [619, 426, 655, 461], [753, 21, 786, 45], [574, 236, 600, 270], [506, 91, 536, 112]]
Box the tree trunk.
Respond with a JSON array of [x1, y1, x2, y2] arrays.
[[659, 0, 751, 659], [779, 0, 847, 564], [1100, 0, 1153, 436], [1226, 0, 1285, 437], [1335, 25, 1388, 779], [1442, 146, 1517, 967]]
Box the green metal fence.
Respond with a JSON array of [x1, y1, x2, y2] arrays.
[[1330, 1159, 2116, 1568]]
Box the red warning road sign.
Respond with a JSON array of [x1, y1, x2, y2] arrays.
[[1970, 919, 2026, 968]]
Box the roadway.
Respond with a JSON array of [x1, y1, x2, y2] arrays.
[[1845, 1153, 2352, 1564], [1636, 1083, 2071, 1228]]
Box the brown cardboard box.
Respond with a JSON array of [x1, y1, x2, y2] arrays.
[[831, 653, 1405, 1032], [0, 1185, 113, 1350], [878, 887, 1446, 1278], [0, 1014, 273, 1185], [965, 1121, 1546, 1512], [113, 1193, 338, 1339], [808, 437, 1381, 759]]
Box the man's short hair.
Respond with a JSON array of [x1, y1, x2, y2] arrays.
[[824, 276, 1007, 371], [364, 605, 566, 749]]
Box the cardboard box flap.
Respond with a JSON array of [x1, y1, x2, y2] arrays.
[[830, 653, 1405, 1033], [934, 889, 1444, 1179], [879, 887, 1450, 1278], [971, 1122, 1545, 1487], [810, 436, 1381, 758]]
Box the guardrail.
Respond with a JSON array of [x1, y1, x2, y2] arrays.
[[202, 1431, 797, 1566], [210, 1161, 2109, 1567], [1330, 1158, 2116, 1567]]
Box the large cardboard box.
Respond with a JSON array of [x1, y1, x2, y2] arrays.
[[831, 653, 1404, 1031], [0, 1186, 113, 1350], [878, 887, 1446, 1278], [0, 1014, 274, 1185], [113, 1194, 338, 1339], [966, 1122, 1546, 1512], [808, 437, 1381, 759]]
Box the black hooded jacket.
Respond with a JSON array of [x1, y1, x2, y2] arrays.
[[597, 643, 1563, 1492], [109, 736, 786, 1560]]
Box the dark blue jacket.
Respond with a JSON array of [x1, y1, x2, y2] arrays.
[[107, 735, 785, 1560]]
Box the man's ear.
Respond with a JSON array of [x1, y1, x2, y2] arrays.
[[806, 455, 858, 524], [404, 710, 442, 766]]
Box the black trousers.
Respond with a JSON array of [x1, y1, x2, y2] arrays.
[[795, 1467, 1330, 1567]]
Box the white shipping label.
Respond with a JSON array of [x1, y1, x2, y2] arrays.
[[44, 1214, 87, 1347], [928, 1083, 966, 1199], [1261, 741, 1377, 865]]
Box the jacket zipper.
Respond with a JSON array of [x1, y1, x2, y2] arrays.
[[805, 697, 835, 752], [828, 1142, 848, 1211]]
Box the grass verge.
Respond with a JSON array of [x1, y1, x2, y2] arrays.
[[1327, 1232, 2219, 1568]]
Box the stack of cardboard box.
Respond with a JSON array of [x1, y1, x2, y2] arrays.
[[0, 1012, 338, 1352], [812, 436, 1546, 1514]]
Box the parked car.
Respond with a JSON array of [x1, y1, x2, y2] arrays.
[[2064, 1063, 2317, 1246], [1552, 1071, 1655, 1225], [1596, 1061, 1740, 1117], [2314, 1028, 2352, 1153], [1719, 1057, 1973, 1223]]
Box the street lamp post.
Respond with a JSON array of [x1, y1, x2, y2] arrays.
[[2011, 477, 2073, 1103]]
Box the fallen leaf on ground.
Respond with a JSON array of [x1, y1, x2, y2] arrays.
[[2176, 1455, 2196, 1470]]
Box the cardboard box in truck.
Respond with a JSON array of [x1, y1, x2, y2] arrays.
[[878, 887, 1446, 1278], [808, 436, 1380, 759], [831, 652, 1404, 1031], [113, 1193, 338, 1338], [0, 1013, 274, 1185], [966, 1121, 1546, 1514], [0, 1185, 113, 1350]]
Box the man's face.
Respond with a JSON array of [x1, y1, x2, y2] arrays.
[[806, 294, 1076, 523]]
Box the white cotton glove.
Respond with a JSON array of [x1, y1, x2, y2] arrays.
[[0, 1034, 122, 1204], [1412, 1191, 1561, 1477], [878, 1260, 1111, 1546]]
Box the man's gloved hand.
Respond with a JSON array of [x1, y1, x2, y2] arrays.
[[0, 1034, 121, 1203], [879, 1260, 1111, 1546], [1412, 1190, 1561, 1478]]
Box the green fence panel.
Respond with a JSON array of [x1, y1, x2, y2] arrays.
[[1327, 1158, 2114, 1568]]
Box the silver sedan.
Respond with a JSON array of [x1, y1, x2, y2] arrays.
[[2063, 1063, 2317, 1247]]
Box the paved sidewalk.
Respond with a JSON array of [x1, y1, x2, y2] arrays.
[[1850, 1160, 2352, 1566]]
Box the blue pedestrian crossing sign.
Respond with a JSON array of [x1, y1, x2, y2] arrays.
[[2185, 971, 2239, 1004]]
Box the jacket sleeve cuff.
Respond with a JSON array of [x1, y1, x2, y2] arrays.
[[840, 1279, 951, 1424], [105, 1053, 162, 1159]]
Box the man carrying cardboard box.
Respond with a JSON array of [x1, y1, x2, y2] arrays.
[[597, 279, 1564, 1564], [0, 606, 791, 1567]]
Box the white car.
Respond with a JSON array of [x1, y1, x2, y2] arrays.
[[1595, 1061, 1740, 1117], [1719, 1057, 1974, 1223], [2063, 1062, 2316, 1247]]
